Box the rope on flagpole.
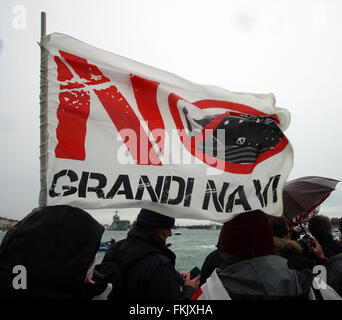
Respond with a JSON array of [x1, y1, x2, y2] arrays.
[[39, 12, 48, 207]]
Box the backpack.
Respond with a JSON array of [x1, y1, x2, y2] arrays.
[[92, 239, 160, 300]]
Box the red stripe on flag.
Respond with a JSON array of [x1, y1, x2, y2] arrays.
[[59, 50, 110, 86], [54, 56, 73, 81], [94, 85, 162, 165], [55, 90, 90, 160], [54, 56, 84, 90], [130, 75, 165, 155]]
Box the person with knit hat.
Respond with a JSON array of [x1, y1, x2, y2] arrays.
[[194, 210, 313, 300], [94, 208, 200, 300]]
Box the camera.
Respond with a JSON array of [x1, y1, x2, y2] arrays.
[[298, 234, 316, 255]]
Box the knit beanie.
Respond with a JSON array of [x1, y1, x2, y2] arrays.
[[137, 208, 175, 229], [220, 210, 275, 257]]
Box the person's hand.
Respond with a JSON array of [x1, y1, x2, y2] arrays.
[[310, 237, 326, 260], [183, 272, 200, 290]]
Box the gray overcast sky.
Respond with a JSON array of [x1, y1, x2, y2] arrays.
[[0, 0, 341, 225]]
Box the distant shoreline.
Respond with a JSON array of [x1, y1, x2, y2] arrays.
[[174, 225, 222, 230]]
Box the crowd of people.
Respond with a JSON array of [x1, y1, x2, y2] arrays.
[[0, 205, 342, 300]]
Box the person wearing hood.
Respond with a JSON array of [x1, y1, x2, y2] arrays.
[[0, 205, 106, 300], [93, 208, 200, 300], [193, 210, 312, 300]]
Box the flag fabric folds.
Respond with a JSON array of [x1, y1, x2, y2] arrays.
[[40, 33, 293, 222]]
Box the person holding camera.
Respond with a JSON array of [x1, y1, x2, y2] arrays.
[[269, 216, 325, 271], [308, 215, 342, 259], [193, 211, 342, 300], [93, 208, 200, 300]]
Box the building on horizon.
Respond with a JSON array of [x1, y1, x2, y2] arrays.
[[0, 216, 18, 231]]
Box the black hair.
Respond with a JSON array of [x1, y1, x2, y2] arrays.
[[308, 215, 332, 239], [269, 216, 289, 238], [132, 220, 166, 245]]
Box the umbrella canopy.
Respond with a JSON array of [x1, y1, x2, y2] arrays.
[[283, 176, 340, 221]]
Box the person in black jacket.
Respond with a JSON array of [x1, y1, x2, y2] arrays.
[[200, 236, 224, 286], [94, 208, 200, 300], [308, 215, 342, 258], [0, 205, 106, 300]]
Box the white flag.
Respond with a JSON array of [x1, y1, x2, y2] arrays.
[[40, 33, 293, 222]]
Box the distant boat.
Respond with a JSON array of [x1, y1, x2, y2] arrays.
[[174, 232, 182, 235], [98, 238, 116, 251], [109, 210, 131, 231], [210, 223, 217, 230]]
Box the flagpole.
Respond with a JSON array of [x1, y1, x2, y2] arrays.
[[41, 11, 46, 37], [39, 11, 48, 207]]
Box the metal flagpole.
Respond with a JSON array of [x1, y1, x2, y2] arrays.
[[41, 11, 46, 37], [39, 12, 48, 207]]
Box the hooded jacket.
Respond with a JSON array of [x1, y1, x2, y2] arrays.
[[0, 205, 104, 300], [273, 237, 315, 271], [195, 255, 310, 300], [94, 224, 195, 300]]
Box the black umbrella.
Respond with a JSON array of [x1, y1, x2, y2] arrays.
[[283, 176, 340, 223]]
